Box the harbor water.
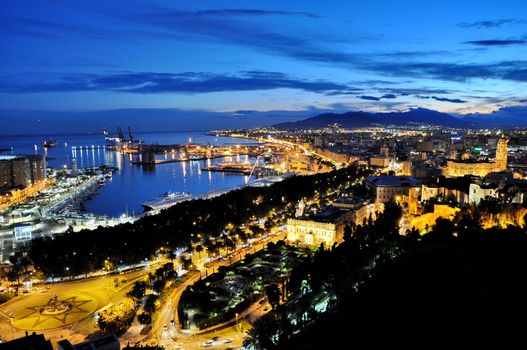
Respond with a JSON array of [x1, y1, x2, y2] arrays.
[[0, 131, 259, 217]]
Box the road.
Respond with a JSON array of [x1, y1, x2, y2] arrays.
[[124, 231, 287, 349]]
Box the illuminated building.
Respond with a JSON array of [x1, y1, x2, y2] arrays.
[[444, 139, 508, 177], [409, 204, 460, 233], [369, 156, 390, 168], [421, 176, 473, 204], [366, 176, 421, 203], [469, 183, 499, 205], [400, 161, 412, 176], [0, 155, 46, 187], [287, 209, 355, 247]]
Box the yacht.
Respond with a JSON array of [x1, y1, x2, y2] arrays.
[[141, 191, 192, 211]]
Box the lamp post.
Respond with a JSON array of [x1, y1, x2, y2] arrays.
[[235, 313, 238, 333]]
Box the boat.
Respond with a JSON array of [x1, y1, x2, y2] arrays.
[[204, 161, 254, 174], [43, 138, 58, 148], [141, 191, 192, 211]]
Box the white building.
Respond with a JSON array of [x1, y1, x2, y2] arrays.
[[469, 183, 499, 205]]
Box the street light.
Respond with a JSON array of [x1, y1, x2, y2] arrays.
[[235, 313, 238, 333]]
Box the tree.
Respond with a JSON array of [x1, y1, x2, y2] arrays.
[[343, 224, 354, 242], [152, 279, 166, 294], [195, 244, 204, 260], [425, 218, 455, 243], [137, 312, 152, 325], [143, 295, 158, 314], [265, 284, 281, 309], [127, 281, 147, 301]]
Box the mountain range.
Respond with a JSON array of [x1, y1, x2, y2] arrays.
[[273, 106, 527, 129]]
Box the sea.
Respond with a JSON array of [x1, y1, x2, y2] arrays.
[[0, 131, 259, 217]]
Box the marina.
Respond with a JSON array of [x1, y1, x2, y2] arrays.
[[0, 130, 302, 261]]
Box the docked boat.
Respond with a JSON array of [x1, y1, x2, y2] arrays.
[[204, 161, 254, 174], [43, 138, 58, 148], [141, 191, 192, 211]]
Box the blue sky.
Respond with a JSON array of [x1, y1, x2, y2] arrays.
[[1, 0, 527, 121]]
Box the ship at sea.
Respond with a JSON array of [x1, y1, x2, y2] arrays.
[[141, 191, 192, 211], [43, 138, 58, 148]]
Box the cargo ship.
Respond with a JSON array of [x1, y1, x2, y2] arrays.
[[43, 138, 58, 148], [141, 191, 192, 211], [203, 161, 254, 174]]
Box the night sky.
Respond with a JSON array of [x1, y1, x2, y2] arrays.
[[2, 0, 527, 132]]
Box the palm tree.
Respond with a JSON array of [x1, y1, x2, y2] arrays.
[[195, 244, 204, 260], [204, 239, 216, 257], [147, 272, 155, 287], [224, 237, 236, 253]]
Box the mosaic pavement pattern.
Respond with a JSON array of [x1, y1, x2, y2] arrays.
[[13, 292, 99, 330]]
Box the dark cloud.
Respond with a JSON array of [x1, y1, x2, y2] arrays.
[[363, 61, 527, 82], [458, 19, 521, 28], [377, 50, 451, 58], [431, 96, 467, 103], [357, 93, 398, 100], [464, 39, 525, 46], [0, 71, 350, 94], [359, 95, 381, 101], [503, 68, 527, 82], [5, 8, 527, 87], [196, 9, 321, 18]]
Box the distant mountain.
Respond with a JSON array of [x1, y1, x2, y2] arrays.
[[273, 108, 470, 129], [459, 106, 527, 126], [273, 111, 374, 129]]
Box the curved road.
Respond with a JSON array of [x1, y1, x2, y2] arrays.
[[124, 231, 286, 348]]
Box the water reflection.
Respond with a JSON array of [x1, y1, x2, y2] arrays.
[[2, 132, 259, 217]]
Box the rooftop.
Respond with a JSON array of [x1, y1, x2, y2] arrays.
[[0, 155, 19, 160], [0, 155, 44, 161], [367, 175, 421, 188], [297, 207, 349, 223]]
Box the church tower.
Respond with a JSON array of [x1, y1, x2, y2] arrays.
[[495, 138, 508, 171]]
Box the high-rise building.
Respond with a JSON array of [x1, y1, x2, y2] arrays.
[[0, 155, 46, 188]]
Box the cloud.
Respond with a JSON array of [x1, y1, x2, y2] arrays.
[[0, 71, 351, 94], [379, 87, 452, 95], [359, 95, 380, 101], [324, 88, 362, 96], [377, 50, 452, 58], [363, 60, 527, 82], [464, 39, 525, 46], [357, 93, 398, 101], [458, 19, 521, 28], [5, 7, 527, 87], [431, 96, 467, 103], [195, 9, 321, 19]]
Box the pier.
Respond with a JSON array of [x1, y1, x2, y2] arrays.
[[71, 145, 106, 150]]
